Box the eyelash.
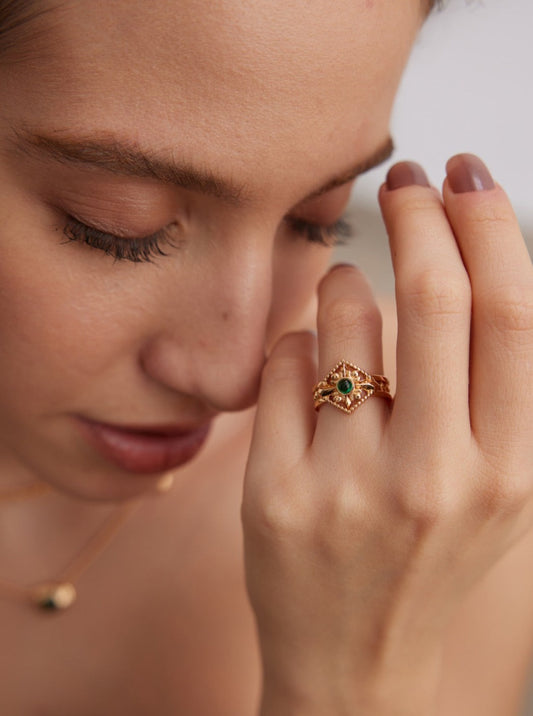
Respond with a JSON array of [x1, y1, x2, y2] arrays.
[[285, 216, 354, 247], [61, 215, 354, 264], [62, 218, 179, 263]]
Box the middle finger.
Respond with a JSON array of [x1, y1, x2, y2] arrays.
[[379, 161, 472, 445]]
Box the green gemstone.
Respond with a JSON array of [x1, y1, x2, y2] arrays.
[[337, 378, 354, 395]]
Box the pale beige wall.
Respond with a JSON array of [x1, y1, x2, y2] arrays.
[[334, 0, 533, 298]]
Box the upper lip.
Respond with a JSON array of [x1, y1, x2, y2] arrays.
[[78, 416, 215, 436]]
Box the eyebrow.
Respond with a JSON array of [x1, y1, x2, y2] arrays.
[[306, 135, 394, 199], [11, 128, 394, 206]]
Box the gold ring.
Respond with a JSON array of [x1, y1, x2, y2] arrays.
[[313, 360, 392, 414]]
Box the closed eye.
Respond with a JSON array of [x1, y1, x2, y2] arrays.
[[61, 216, 180, 263], [285, 215, 355, 247]]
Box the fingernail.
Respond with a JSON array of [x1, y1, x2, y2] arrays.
[[328, 262, 357, 273], [386, 161, 430, 190], [446, 154, 495, 193]]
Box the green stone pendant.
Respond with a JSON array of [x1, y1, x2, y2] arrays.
[[32, 582, 77, 611], [336, 378, 354, 395]]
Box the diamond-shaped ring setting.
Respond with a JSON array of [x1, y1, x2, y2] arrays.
[[313, 360, 392, 414]]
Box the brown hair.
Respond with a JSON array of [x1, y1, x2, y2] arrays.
[[0, 0, 61, 61]]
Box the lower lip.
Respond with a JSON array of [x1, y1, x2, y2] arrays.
[[75, 418, 212, 474]]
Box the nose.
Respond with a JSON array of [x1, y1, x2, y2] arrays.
[[139, 241, 272, 413]]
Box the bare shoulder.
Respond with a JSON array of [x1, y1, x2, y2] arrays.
[[152, 406, 259, 627], [119, 408, 262, 714], [0, 410, 262, 716]]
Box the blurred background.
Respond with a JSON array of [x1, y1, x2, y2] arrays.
[[333, 0, 533, 296]]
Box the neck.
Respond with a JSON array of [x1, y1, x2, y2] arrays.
[[0, 449, 46, 494]]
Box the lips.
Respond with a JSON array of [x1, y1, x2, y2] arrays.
[[75, 417, 212, 474]]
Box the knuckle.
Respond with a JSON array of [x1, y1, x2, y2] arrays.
[[401, 269, 470, 324], [393, 472, 459, 529], [311, 487, 370, 558], [319, 484, 362, 532], [241, 486, 305, 540], [480, 284, 533, 338], [319, 296, 381, 337], [463, 198, 516, 233], [263, 354, 305, 384], [389, 192, 441, 219], [475, 476, 529, 517]]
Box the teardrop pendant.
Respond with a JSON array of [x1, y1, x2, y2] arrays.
[[156, 472, 175, 493], [32, 582, 77, 610]]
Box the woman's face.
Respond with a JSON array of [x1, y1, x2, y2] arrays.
[[0, 0, 422, 498]]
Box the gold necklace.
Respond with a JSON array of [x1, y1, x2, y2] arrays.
[[0, 481, 52, 504], [0, 474, 174, 611]]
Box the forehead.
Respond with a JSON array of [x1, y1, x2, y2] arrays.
[[4, 0, 421, 202]]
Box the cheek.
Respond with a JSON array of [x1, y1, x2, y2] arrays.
[[0, 210, 138, 419], [0, 259, 109, 415], [0, 178, 150, 414]]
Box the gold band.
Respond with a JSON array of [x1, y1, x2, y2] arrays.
[[313, 360, 392, 414]]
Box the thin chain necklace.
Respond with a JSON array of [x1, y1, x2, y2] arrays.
[[0, 474, 174, 611], [0, 481, 52, 504]]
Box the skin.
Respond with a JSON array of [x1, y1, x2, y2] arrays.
[[0, 0, 418, 501], [0, 1, 532, 714]]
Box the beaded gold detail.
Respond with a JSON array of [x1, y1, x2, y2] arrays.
[[313, 360, 392, 414]]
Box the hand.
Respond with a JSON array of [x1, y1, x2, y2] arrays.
[[241, 154, 533, 714]]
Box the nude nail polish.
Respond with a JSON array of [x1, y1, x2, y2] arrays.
[[386, 161, 430, 190], [328, 262, 358, 273], [446, 154, 495, 193]]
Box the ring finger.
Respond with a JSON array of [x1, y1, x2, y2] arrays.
[[314, 263, 389, 447]]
